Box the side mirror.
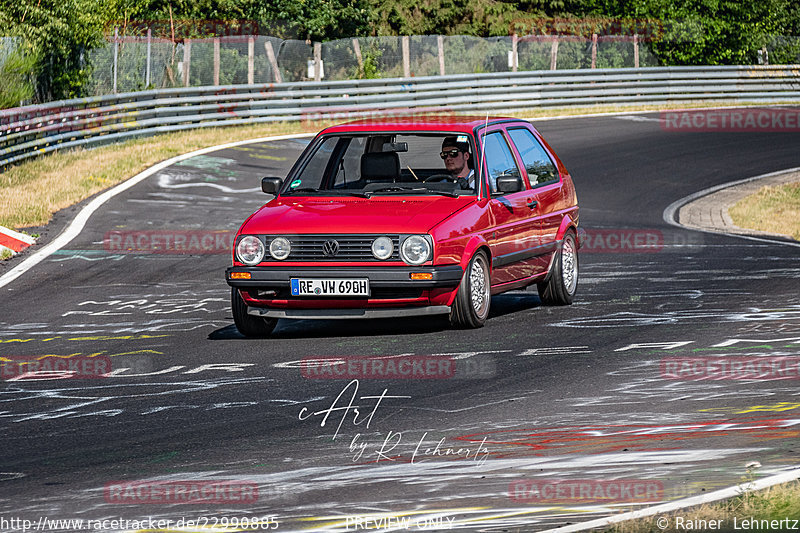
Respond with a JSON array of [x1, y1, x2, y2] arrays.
[[496, 175, 523, 194], [261, 177, 283, 195]]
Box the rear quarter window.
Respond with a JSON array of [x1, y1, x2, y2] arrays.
[[508, 128, 559, 186]]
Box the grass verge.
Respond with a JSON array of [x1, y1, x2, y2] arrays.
[[0, 122, 321, 230], [729, 181, 800, 241], [610, 479, 800, 532]]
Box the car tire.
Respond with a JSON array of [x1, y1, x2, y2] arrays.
[[450, 250, 491, 328], [231, 288, 277, 337], [537, 231, 578, 305]]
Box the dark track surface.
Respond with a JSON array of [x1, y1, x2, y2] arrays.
[[1, 113, 800, 532]]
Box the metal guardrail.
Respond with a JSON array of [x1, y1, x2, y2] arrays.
[[2, 65, 799, 170]]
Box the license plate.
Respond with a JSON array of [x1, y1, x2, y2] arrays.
[[290, 278, 370, 297]]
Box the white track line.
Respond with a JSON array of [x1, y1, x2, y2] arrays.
[[0, 133, 313, 290], [540, 467, 800, 532], [663, 166, 800, 248]]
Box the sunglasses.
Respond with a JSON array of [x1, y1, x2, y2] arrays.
[[440, 149, 463, 159]]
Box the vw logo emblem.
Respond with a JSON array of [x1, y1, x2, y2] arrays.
[[322, 240, 340, 257]]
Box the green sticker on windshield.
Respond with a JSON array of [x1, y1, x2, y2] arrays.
[[290, 179, 302, 188]]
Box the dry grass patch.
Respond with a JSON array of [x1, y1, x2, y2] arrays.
[[0, 122, 318, 229], [729, 181, 800, 241], [610, 479, 800, 532]]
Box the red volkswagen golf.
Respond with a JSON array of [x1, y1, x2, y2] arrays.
[[226, 116, 579, 337]]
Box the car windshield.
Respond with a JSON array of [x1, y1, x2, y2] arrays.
[[281, 133, 478, 196]]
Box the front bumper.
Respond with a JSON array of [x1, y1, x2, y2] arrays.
[[226, 265, 464, 318], [248, 306, 452, 320], [225, 265, 464, 290]]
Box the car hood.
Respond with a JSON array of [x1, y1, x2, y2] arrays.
[[241, 195, 476, 234]]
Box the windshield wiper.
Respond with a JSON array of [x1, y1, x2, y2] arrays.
[[284, 188, 370, 198], [370, 186, 459, 198], [284, 187, 321, 194]]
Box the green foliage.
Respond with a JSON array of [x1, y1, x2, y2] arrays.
[[0, 41, 37, 108], [580, 0, 800, 65], [111, 0, 374, 41], [0, 0, 109, 102], [2, 0, 800, 103]]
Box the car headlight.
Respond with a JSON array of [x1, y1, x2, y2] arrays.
[[269, 237, 291, 260], [371, 236, 394, 260], [400, 235, 431, 265], [237, 236, 265, 265]]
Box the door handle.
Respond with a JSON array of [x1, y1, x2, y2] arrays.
[[527, 200, 538, 209]]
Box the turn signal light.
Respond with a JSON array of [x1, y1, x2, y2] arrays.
[[230, 272, 251, 280], [409, 272, 433, 280]]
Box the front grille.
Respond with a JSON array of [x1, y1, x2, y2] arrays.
[[267, 234, 401, 262]]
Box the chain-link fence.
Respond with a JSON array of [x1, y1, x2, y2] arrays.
[[82, 32, 665, 95], [80, 31, 799, 96]]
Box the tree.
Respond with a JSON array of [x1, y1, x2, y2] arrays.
[[0, 0, 109, 102], [581, 0, 800, 65], [0, 40, 38, 108]]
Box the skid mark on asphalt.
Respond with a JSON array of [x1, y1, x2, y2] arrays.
[[550, 305, 800, 328], [0, 376, 273, 422], [173, 155, 239, 172], [83, 448, 776, 532], [157, 173, 261, 193], [1, 289, 230, 336]]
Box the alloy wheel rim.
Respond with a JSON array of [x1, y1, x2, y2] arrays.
[[470, 256, 490, 318], [562, 235, 578, 294]]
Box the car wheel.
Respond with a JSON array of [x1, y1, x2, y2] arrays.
[[537, 231, 578, 305], [231, 288, 277, 337], [450, 250, 491, 328]]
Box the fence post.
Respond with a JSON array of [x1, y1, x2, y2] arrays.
[[248, 36, 255, 84], [591, 33, 597, 69], [113, 27, 119, 93], [213, 38, 220, 85], [402, 36, 410, 77], [550, 37, 558, 70], [511, 33, 518, 72], [437, 35, 445, 76], [353, 38, 364, 73], [264, 41, 282, 83], [146, 28, 152, 88], [313, 41, 322, 81], [183, 39, 191, 86], [633, 34, 639, 68]]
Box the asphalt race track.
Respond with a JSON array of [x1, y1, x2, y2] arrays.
[[1, 113, 800, 532]]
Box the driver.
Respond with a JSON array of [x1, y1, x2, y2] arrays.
[[440, 136, 474, 189]]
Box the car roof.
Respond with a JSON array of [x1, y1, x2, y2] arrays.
[[319, 115, 528, 135]]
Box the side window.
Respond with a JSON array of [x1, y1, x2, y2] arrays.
[[482, 131, 521, 193], [294, 136, 340, 189], [334, 137, 366, 187], [508, 128, 559, 186]]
